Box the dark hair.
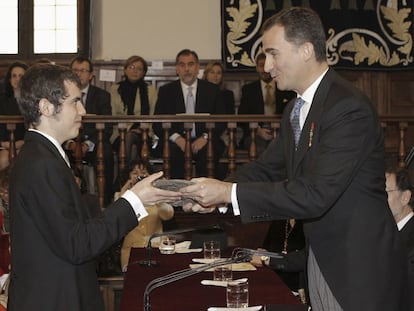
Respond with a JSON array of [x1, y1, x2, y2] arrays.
[[255, 53, 266, 64], [4, 61, 29, 97], [386, 166, 414, 208], [175, 49, 199, 64], [124, 55, 148, 75], [262, 7, 327, 62], [16, 64, 81, 127], [70, 56, 93, 72]]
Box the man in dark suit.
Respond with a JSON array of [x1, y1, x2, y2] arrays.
[[153, 49, 225, 179], [238, 53, 295, 154], [8, 64, 181, 311], [386, 166, 414, 310], [68, 56, 114, 204], [181, 7, 408, 310]]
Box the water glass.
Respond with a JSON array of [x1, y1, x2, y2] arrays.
[[159, 235, 176, 254], [213, 264, 232, 281], [226, 279, 249, 308], [203, 240, 220, 259]]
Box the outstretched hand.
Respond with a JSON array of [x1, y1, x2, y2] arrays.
[[129, 171, 182, 206], [180, 177, 233, 207]]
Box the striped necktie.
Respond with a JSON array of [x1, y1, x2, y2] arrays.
[[290, 97, 305, 148]]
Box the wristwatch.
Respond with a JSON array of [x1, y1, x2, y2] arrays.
[[260, 256, 270, 266]]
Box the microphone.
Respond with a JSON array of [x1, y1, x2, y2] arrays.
[[143, 248, 251, 311], [233, 248, 285, 261], [138, 224, 222, 267]]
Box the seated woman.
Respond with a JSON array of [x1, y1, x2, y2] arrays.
[[114, 160, 174, 271], [110, 55, 157, 163], [0, 61, 28, 170]]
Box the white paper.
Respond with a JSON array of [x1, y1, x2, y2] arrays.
[[99, 69, 116, 82]]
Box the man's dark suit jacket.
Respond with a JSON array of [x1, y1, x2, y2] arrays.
[[8, 131, 138, 311], [232, 69, 407, 310], [238, 80, 295, 143], [82, 84, 112, 144], [400, 216, 414, 310], [153, 79, 225, 139]]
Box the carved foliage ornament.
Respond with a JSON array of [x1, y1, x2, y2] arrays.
[[222, 0, 413, 70]]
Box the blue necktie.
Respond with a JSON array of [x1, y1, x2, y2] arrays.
[[290, 97, 305, 148]]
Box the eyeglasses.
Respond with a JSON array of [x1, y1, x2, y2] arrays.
[[72, 69, 90, 74], [127, 65, 143, 71]]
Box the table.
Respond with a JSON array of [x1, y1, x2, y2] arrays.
[[120, 248, 305, 311]]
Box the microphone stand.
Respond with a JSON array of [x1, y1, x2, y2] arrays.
[[138, 224, 222, 267], [143, 248, 251, 311]]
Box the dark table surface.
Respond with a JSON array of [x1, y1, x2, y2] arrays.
[[120, 247, 305, 311]]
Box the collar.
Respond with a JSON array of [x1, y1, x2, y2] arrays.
[[297, 68, 329, 104], [397, 211, 414, 231], [180, 79, 198, 91], [81, 84, 90, 96], [28, 128, 70, 167]]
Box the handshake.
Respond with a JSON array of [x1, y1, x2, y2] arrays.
[[151, 177, 233, 214]]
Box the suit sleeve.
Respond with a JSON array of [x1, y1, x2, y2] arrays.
[[25, 158, 138, 264]]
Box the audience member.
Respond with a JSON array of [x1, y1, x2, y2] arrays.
[[68, 56, 114, 203], [154, 49, 226, 179], [8, 63, 181, 310], [0, 61, 28, 170], [203, 61, 235, 114], [181, 7, 407, 310], [114, 160, 174, 271], [238, 53, 295, 154], [385, 166, 414, 310], [111, 55, 157, 163]]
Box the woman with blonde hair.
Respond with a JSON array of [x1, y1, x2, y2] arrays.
[[203, 61, 235, 114]]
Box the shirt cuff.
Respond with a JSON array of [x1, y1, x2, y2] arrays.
[[169, 133, 180, 142], [122, 190, 148, 221], [231, 183, 240, 216]]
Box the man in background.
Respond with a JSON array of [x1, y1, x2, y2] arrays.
[[238, 52, 295, 154], [68, 56, 114, 204], [153, 49, 225, 179], [386, 166, 414, 310]]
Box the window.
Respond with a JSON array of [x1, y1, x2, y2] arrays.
[[0, 0, 90, 60]]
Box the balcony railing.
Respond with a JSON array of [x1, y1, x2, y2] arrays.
[[1, 115, 413, 208]]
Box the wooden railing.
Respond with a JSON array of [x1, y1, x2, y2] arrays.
[[1, 115, 414, 208]]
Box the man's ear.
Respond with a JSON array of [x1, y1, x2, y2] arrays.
[[38, 98, 54, 117], [301, 42, 314, 62], [403, 190, 412, 204]]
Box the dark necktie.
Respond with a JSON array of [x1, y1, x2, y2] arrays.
[[81, 92, 86, 106], [264, 83, 275, 114], [290, 97, 305, 148]]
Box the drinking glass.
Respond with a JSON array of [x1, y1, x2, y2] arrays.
[[203, 240, 220, 259], [159, 235, 176, 254], [226, 279, 249, 308]]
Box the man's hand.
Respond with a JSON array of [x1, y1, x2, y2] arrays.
[[175, 136, 186, 152], [257, 127, 273, 141], [129, 171, 182, 206], [182, 201, 216, 213], [191, 136, 207, 154], [180, 177, 232, 207]]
